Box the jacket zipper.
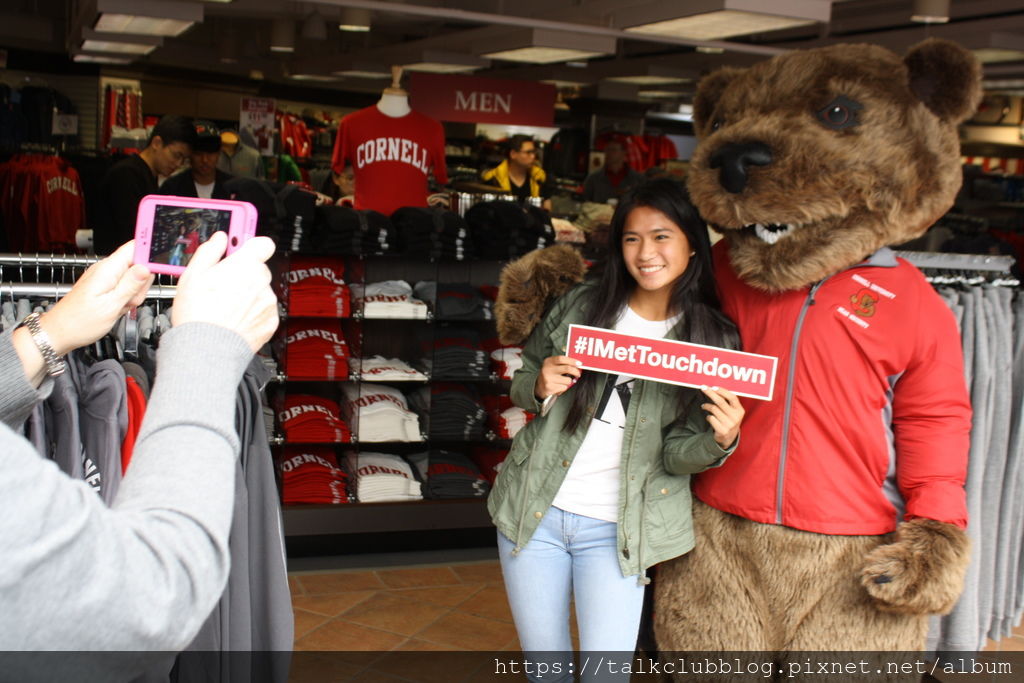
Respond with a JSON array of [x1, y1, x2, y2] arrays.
[[775, 278, 828, 524]]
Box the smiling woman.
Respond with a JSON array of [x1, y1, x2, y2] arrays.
[[488, 178, 745, 683]]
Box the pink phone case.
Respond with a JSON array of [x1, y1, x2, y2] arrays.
[[133, 194, 259, 276]]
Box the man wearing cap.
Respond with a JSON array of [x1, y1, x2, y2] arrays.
[[159, 120, 235, 200]]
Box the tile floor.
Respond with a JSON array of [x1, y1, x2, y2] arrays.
[[290, 560, 523, 652], [290, 558, 1024, 653]]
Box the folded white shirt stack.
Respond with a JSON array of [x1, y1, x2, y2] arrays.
[[341, 382, 423, 442], [491, 347, 524, 380], [498, 406, 530, 439], [344, 451, 422, 502], [351, 280, 429, 319], [359, 355, 428, 382]]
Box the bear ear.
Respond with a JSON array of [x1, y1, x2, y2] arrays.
[[904, 38, 982, 124], [693, 67, 743, 136]]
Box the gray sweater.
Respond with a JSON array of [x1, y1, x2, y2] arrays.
[[0, 322, 252, 651]]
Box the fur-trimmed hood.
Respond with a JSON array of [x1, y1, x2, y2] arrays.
[[495, 244, 587, 345]]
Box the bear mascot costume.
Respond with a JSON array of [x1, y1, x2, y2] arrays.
[[652, 38, 981, 656]]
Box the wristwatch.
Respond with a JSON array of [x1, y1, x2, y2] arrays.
[[19, 312, 66, 377]]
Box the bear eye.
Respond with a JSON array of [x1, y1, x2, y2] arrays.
[[816, 95, 863, 130], [710, 118, 724, 132]]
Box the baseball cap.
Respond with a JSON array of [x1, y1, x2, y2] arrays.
[[193, 120, 221, 152]]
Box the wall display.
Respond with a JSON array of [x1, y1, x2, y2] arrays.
[[240, 97, 276, 155]]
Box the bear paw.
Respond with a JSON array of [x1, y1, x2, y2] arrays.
[[860, 518, 970, 615]]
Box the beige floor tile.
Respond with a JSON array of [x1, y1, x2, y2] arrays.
[[376, 566, 462, 589], [994, 636, 1024, 651], [287, 575, 304, 597], [455, 583, 514, 623], [450, 561, 504, 584], [415, 611, 519, 650], [389, 583, 484, 608], [291, 591, 375, 618], [296, 570, 387, 595], [293, 608, 331, 640], [294, 619, 406, 651], [393, 639, 461, 652], [343, 592, 449, 637]]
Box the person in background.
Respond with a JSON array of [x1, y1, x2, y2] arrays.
[[94, 115, 196, 255], [159, 120, 234, 200], [218, 128, 266, 180], [582, 138, 644, 204], [0, 233, 279, 662], [319, 164, 355, 206], [481, 134, 550, 205]]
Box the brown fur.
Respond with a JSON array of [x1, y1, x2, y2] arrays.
[[655, 502, 929, 652], [494, 244, 586, 345], [687, 40, 981, 291], [861, 518, 971, 615]]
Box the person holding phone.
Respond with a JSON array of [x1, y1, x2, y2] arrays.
[[489, 179, 744, 679], [0, 233, 279, 656]]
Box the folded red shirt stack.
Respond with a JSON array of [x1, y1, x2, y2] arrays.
[[283, 320, 350, 380], [279, 446, 350, 504], [286, 256, 351, 317], [278, 394, 352, 443]]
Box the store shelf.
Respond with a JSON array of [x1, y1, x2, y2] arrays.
[[282, 498, 491, 535]]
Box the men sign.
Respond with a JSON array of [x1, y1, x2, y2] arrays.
[[566, 324, 778, 401]]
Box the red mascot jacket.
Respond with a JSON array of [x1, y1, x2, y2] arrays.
[[695, 242, 971, 535]]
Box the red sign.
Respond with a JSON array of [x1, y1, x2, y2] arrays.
[[566, 324, 778, 401], [409, 73, 556, 126]]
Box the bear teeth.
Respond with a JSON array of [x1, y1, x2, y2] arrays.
[[753, 223, 795, 245]]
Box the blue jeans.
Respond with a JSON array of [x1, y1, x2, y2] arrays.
[[498, 507, 645, 683]]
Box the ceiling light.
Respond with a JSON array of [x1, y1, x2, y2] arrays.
[[541, 79, 589, 88], [566, 61, 588, 68], [301, 11, 327, 41], [403, 50, 489, 73], [289, 73, 339, 82], [607, 75, 688, 85], [338, 7, 371, 32], [911, 0, 950, 24], [270, 19, 295, 53], [619, 0, 828, 41], [973, 48, 1024, 64], [696, 45, 725, 54], [91, 0, 202, 37], [639, 89, 687, 99], [80, 27, 161, 55], [73, 52, 133, 64], [333, 61, 391, 79], [479, 29, 615, 64]]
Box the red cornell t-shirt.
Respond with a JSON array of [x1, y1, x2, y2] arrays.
[[331, 106, 448, 215]]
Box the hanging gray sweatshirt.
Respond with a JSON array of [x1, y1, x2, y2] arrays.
[[0, 322, 252, 654]]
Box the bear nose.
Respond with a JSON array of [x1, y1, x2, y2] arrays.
[[709, 142, 773, 194]]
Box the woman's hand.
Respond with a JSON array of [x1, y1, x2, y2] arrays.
[[172, 232, 279, 352], [42, 240, 154, 356], [534, 355, 582, 401], [701, 386, 744, 449]]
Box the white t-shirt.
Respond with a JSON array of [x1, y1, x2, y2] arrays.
[[552, 305, 680, 523], [193, 180, 215, 199]]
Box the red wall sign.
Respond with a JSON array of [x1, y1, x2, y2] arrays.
[[409, 72, 556, 126], [566, 324, 779, 401]]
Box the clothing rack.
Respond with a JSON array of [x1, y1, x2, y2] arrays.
[[896, 250, 1015, 273], [0, 282, 177, 299], [0, 253, 101, 266]]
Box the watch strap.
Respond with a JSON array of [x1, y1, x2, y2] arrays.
[[21, 312, 66, 377]]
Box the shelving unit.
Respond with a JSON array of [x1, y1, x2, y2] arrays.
[[270, 247, 514, 538]]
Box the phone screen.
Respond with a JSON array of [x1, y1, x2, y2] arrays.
[[149, 204, 232, 268]]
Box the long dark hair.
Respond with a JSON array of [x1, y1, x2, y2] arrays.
[[563, 178, 739, 433]]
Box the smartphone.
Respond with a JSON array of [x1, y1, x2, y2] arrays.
[[133, 195, 259, 276]]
